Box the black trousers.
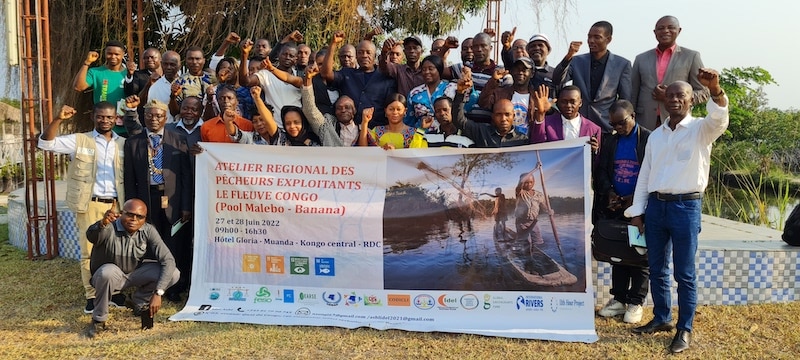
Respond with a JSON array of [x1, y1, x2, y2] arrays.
[[148, 186, 191, 294], [610, 264, 650, 305]]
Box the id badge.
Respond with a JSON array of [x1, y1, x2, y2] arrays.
[[161, 195, 169, 209]]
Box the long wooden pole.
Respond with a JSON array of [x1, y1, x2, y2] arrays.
[[536, 150, 566, 266], [125, 0, 133, 63], [137, 0, 144, 57]]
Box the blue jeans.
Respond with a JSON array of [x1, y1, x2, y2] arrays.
[[644, 194, 701, 331]]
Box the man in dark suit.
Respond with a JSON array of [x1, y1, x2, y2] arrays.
[[124, 99, 192, 302], [552, 21, 631, 132], [631, 16, 709, 130]]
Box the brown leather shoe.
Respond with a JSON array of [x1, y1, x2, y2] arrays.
[[632, 319, 674, 334], [670, 330, 691, 353]]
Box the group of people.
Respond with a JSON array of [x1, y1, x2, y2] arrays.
[[42, 14, 729, 352]]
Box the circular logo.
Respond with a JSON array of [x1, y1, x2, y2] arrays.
[[413, 294, 435, 310], [322, 291, 342, 306], [460, 294, 479, 310], [231, 290, 244, 300], [209, 292, 220, 300]]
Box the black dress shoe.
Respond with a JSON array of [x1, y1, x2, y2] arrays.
[[632, 319, 674, 334], [670, 330, 691, 353], [84, 320, 105, 338]]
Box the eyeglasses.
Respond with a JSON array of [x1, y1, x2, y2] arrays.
[[609, 115, 631, 128], [122, 211, 146, 220]]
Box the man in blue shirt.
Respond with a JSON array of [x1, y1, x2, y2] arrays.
[[594, 100, 650, 324], [321, 31, 397, 127]]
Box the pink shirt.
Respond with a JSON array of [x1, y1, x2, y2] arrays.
[[655, 44, 677, 83]]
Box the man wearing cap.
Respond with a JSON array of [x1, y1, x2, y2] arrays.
[[552, 21, 632, 132], [631, 16, 708, 130], [123, 99, 192, 302], [477, 57, 536, 135], [526, 34, 557, 96], [379, 36, 424, 97]]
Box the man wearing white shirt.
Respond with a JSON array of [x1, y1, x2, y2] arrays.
[[38, 102, 126, 314], [624, 68, 728, 354], [240, 40, 302, 128], [138, 51, 181, 124]]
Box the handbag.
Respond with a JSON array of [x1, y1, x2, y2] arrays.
[[591, 219, 648, 267]]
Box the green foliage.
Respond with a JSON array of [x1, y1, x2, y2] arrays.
[[378, 0, 487, 37], [702, 67, 778, 143], [0, 98, 20, 109], [705, 141, 798, 229]]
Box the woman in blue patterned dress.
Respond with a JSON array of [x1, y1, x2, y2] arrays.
[[404, 55, 457, 133]]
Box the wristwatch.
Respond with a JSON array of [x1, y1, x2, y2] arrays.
[[156, 289, 165, 296]]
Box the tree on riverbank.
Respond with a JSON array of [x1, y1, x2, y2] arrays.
[[700, 67, 800, 228]]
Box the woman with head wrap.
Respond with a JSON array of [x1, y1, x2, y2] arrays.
[[404, 55, 457, 133]]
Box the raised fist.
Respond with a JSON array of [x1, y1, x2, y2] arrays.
[[287, 30, 304, 43], [445, 36, 459, 49], [492, 68, 509, 81], [58, 105, 76, 120], [127, 62, 138, 76], [362, 107, 374, 125], [501, 27, 517, 49], [85, 51, 100, 64], [225, 32, 241, 44], [171, 82, 182, 97], [240, 39, 254, 53], [250, 85, 262, 98], [331, 31, 345, 46], [125, 95, 140, 109], [421, 116, 434, 130]]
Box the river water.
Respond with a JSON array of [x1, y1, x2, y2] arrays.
[[383, 214, 587, 293]]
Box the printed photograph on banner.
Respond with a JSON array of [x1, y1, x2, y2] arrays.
[[383, 147, 587, 292]]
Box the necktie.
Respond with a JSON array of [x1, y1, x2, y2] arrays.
[[150, 134, 164, 184]]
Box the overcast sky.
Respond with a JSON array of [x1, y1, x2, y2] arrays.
[[444, 0, 796, 110]]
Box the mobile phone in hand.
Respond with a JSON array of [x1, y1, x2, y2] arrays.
[[141, 310, 154, 329]]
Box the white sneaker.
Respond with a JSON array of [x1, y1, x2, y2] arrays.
[[598, 299, 626, 317], [623, 304, 644, 323]]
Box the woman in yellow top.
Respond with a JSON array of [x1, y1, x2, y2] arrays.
[[358, 93, 430, 149]]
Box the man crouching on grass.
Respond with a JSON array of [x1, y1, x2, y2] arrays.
[[84, 199, 179, 338]]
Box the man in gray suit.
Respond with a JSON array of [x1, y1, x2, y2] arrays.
[[553, 21, 631, 132], [631, 16, 709, 130]]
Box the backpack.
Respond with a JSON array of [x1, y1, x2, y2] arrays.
[[782, 205, 800, 246]]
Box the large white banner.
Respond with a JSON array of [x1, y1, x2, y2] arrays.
[[171, 140, 598, 343]]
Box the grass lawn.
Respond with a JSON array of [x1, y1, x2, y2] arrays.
[[0, 224, 797, 359]]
